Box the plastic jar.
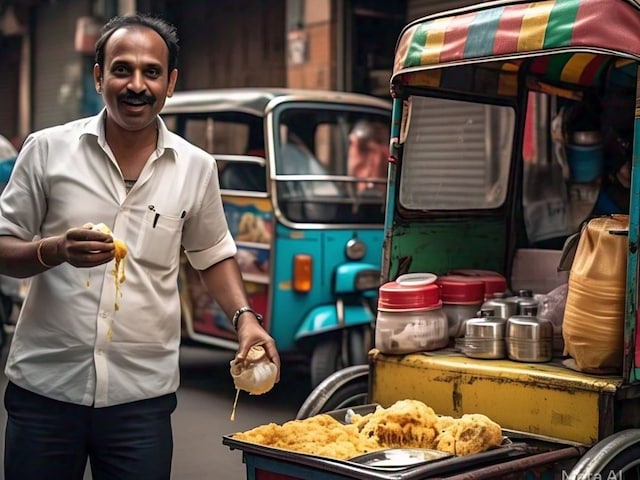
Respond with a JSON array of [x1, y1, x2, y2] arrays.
[[437, 275, 485, 338], [375, 280, 448, 354], [447, 269, 507, 300]]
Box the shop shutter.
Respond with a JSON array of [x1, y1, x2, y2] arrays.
[[407, 0, 484, 21], [0, 36, 20, 138], [171, 0, 286, 90], [32, 1, 88, 130]]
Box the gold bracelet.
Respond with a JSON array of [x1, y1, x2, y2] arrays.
[[36, 239, 54, 269]]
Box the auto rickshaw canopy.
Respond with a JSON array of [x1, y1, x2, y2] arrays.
[[392, 0, 640, 97]]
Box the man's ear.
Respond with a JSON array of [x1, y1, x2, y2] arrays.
[[166, 68, 178, 97], [93, 64, 103, 93]]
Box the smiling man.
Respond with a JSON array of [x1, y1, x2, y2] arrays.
[[0, 14, 279, 480]]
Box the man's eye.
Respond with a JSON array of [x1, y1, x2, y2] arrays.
[[113, 66, 129, 75], [147, 69, 161, 77]]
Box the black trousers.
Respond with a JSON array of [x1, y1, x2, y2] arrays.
[[4, 381, 176, 480]]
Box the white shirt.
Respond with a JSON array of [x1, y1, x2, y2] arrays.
[[0, 110, 236, 407]]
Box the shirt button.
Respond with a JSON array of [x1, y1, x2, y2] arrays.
[[97, 349, 103, 355], [100, 311, 108, 318]]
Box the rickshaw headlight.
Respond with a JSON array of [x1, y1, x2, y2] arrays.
[[345, 238, 366, 260], [293, 254, 312, 293], [355, 268, 380, 291]]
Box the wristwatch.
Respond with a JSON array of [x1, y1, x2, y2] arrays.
[[231, 306, 264, 330]]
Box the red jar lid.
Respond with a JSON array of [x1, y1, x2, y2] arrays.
[[447, 269, 507, 297], [378, 281, 441, 311], [437, 275, 485, 304]]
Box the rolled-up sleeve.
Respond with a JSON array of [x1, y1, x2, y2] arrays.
[[185, 229, 237, 270], [0, 135, 46, 240]]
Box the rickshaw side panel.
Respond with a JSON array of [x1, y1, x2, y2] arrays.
[[387, 218, 507, 279], [369, 350, 621, 445], [270, 225, 382, 351]]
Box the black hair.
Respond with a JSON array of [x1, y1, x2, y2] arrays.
[[95, 13, 179, 74]]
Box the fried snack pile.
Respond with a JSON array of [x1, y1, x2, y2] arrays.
[[233, 399, 503, 460], [233, 414, 382, 459]]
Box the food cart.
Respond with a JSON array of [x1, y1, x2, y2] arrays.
[[224, 0, 640, 477]]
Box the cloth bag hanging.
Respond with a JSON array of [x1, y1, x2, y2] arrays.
[[562, 214, 628, 373]]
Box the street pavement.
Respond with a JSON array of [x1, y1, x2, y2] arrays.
[[0, 330, 311, 480]]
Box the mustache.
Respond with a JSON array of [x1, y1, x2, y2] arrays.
[[118, 91, 156, 105]]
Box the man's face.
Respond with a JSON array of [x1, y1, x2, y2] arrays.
[[93, 26, 178, 133]]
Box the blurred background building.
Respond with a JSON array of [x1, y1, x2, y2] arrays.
[[0, 0, 478, 139]]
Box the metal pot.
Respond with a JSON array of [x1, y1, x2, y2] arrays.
[[506, 314, 553, 362], [480, 298, 518, 319], [457, 337, 506, 359], [465, 317, 506, 339], [457, 317, 507, 359]]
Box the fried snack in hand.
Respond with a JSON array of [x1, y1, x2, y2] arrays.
[[87, 222, 127, 313], [230, 345, 278, 395], [229, 345, 278, 421]]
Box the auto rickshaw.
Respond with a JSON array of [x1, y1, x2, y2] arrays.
[[160, 88, 391, 388], [223, 1, 640, 478]]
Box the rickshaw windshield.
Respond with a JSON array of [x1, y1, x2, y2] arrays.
[[273, 105, 390, 225], [400, 96, 514, 211]]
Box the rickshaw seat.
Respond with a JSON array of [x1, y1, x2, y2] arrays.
[[279, 143, 340, 221], [219, 162, 266, 192]]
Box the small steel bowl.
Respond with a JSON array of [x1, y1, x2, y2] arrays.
[[465, 318, 506, 339]]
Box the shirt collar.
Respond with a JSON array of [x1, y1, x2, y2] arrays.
[[80, 108, 179, 158]]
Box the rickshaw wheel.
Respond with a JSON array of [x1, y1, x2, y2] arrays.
[[309, 327, 367, 389], [296, 365, 369, 420], [567, 429, 640, 480]]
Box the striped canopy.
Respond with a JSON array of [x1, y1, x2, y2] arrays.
[[393, 0, 640, 91]]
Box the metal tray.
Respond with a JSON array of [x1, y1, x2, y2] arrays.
[[348, 448, 453, 471], [222, 404, 552, 480]]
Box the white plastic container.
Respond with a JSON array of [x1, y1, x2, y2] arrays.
[[375, 279, 448, 354]]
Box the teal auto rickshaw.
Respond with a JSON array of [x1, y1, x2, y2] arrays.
[[222, 1, 640, 479], [161, 88, 391, 388]]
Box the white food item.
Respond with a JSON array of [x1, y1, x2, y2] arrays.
[[90, 223, 113, 235], [230, 345, 278, 395]]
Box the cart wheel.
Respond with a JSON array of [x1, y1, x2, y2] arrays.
[[296, 365, 369, 419], [567, 429, 640, 480], [310, 327, 367, 389]]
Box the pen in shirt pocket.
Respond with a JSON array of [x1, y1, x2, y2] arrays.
[[148, 205, 186, 228], [148, 205, 161, 228]]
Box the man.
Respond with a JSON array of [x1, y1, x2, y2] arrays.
[[347, 120, 389, 193], [0, 13, 279, 480]]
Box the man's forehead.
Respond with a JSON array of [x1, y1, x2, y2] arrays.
[[104, 25, 168, 60]]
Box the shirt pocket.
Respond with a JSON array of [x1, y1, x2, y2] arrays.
[[135, 207, 184, 268]]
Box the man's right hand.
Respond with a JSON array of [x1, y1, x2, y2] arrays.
[[49, 226, 115, 268]]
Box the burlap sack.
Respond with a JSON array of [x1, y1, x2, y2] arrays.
[[562, 214, 628, 373]]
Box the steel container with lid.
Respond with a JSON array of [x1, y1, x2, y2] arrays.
[[480, 297, 518, 320], [375, 277, 448, 354], [506, 312, 553, 363], [457, 316, 507, 359]]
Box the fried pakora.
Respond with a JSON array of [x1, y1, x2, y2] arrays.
[[232, 399, 504, 460]]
